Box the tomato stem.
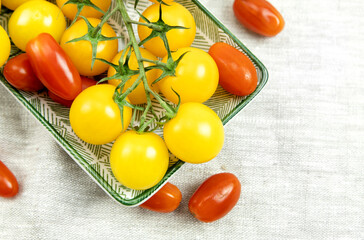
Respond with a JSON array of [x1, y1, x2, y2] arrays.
[[127, 20, 164, 32], [63, 0, 107, 26], [115, 0, 178, 126], [116, 0, 148, 89], [91, 7, 119, 38], [66, 0, 178, 133]]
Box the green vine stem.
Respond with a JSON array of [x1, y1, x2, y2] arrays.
[[115, 0, 178, 132], [127, 19, 164, 32], [90, 6, 119, 37]]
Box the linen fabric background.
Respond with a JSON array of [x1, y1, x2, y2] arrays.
[[1, 0, 364, 239]]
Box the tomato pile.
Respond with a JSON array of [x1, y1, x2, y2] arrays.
[[0, 0, 283, 222]]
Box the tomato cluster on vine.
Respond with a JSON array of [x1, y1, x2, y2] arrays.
[[1, 0, 226, 191]]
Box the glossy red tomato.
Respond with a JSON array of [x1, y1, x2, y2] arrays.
[[140, 182, 182, 213], [26, 33, 82, 100], [209, 42, 258, 96], [188, 173, 241, 223], [3, 53, 44, 92], [48, 76, 97, 107], [233, 0, 285, 37], [0, 161, 19, 198]]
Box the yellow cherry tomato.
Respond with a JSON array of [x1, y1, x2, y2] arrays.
[[159, 47, 219, 104], [138, 2, 196, 58], [163, 102, 224, 164], [70, 84, 132, 145], [0, 26, 11, 68], [60, 18, 118, 77], [56, 0, 111, 20], [8, 1, 66, 51], [108, 47, 159, 105], [110, 130, 169, 190], [1, 0, 44, 10]]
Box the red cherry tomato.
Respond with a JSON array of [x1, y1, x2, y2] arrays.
[[233, 0, 285, 37], [26, 33, 82, 100], [0, 160, 19, 198], [48, 76, 97, 107], [208, 42, 257, 96], [188, 173, 241, 223], [3, 53, 44, 91], [140, 182, 182, 213]]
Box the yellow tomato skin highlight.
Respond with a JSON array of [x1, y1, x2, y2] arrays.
[[0, 26, 11, 68], [110, 131, 169, 190], [8, 1, 66, 51], [164, 102, 224, 164], [70, 84, 132, 145]]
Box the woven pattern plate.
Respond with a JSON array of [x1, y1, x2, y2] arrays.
[[0, 0, 268, 206]]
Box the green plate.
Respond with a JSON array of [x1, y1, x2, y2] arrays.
[[0, 0, 268, 206]]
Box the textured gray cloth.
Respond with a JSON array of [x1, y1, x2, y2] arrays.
[[1, 0, 364, 239]]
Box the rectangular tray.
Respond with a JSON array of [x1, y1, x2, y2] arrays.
[[0, 0, 268, 206]]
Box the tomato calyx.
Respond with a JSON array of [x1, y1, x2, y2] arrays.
[[99, 49, 146, 130], [98, 45, 178, 133], [66, 15, 121, 68], [132, 4, 188, 59], [144, 51, 189, 86], [134, 0, 170, 8], [99, 45, 142, 87], [61, 0, 108, 25]]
